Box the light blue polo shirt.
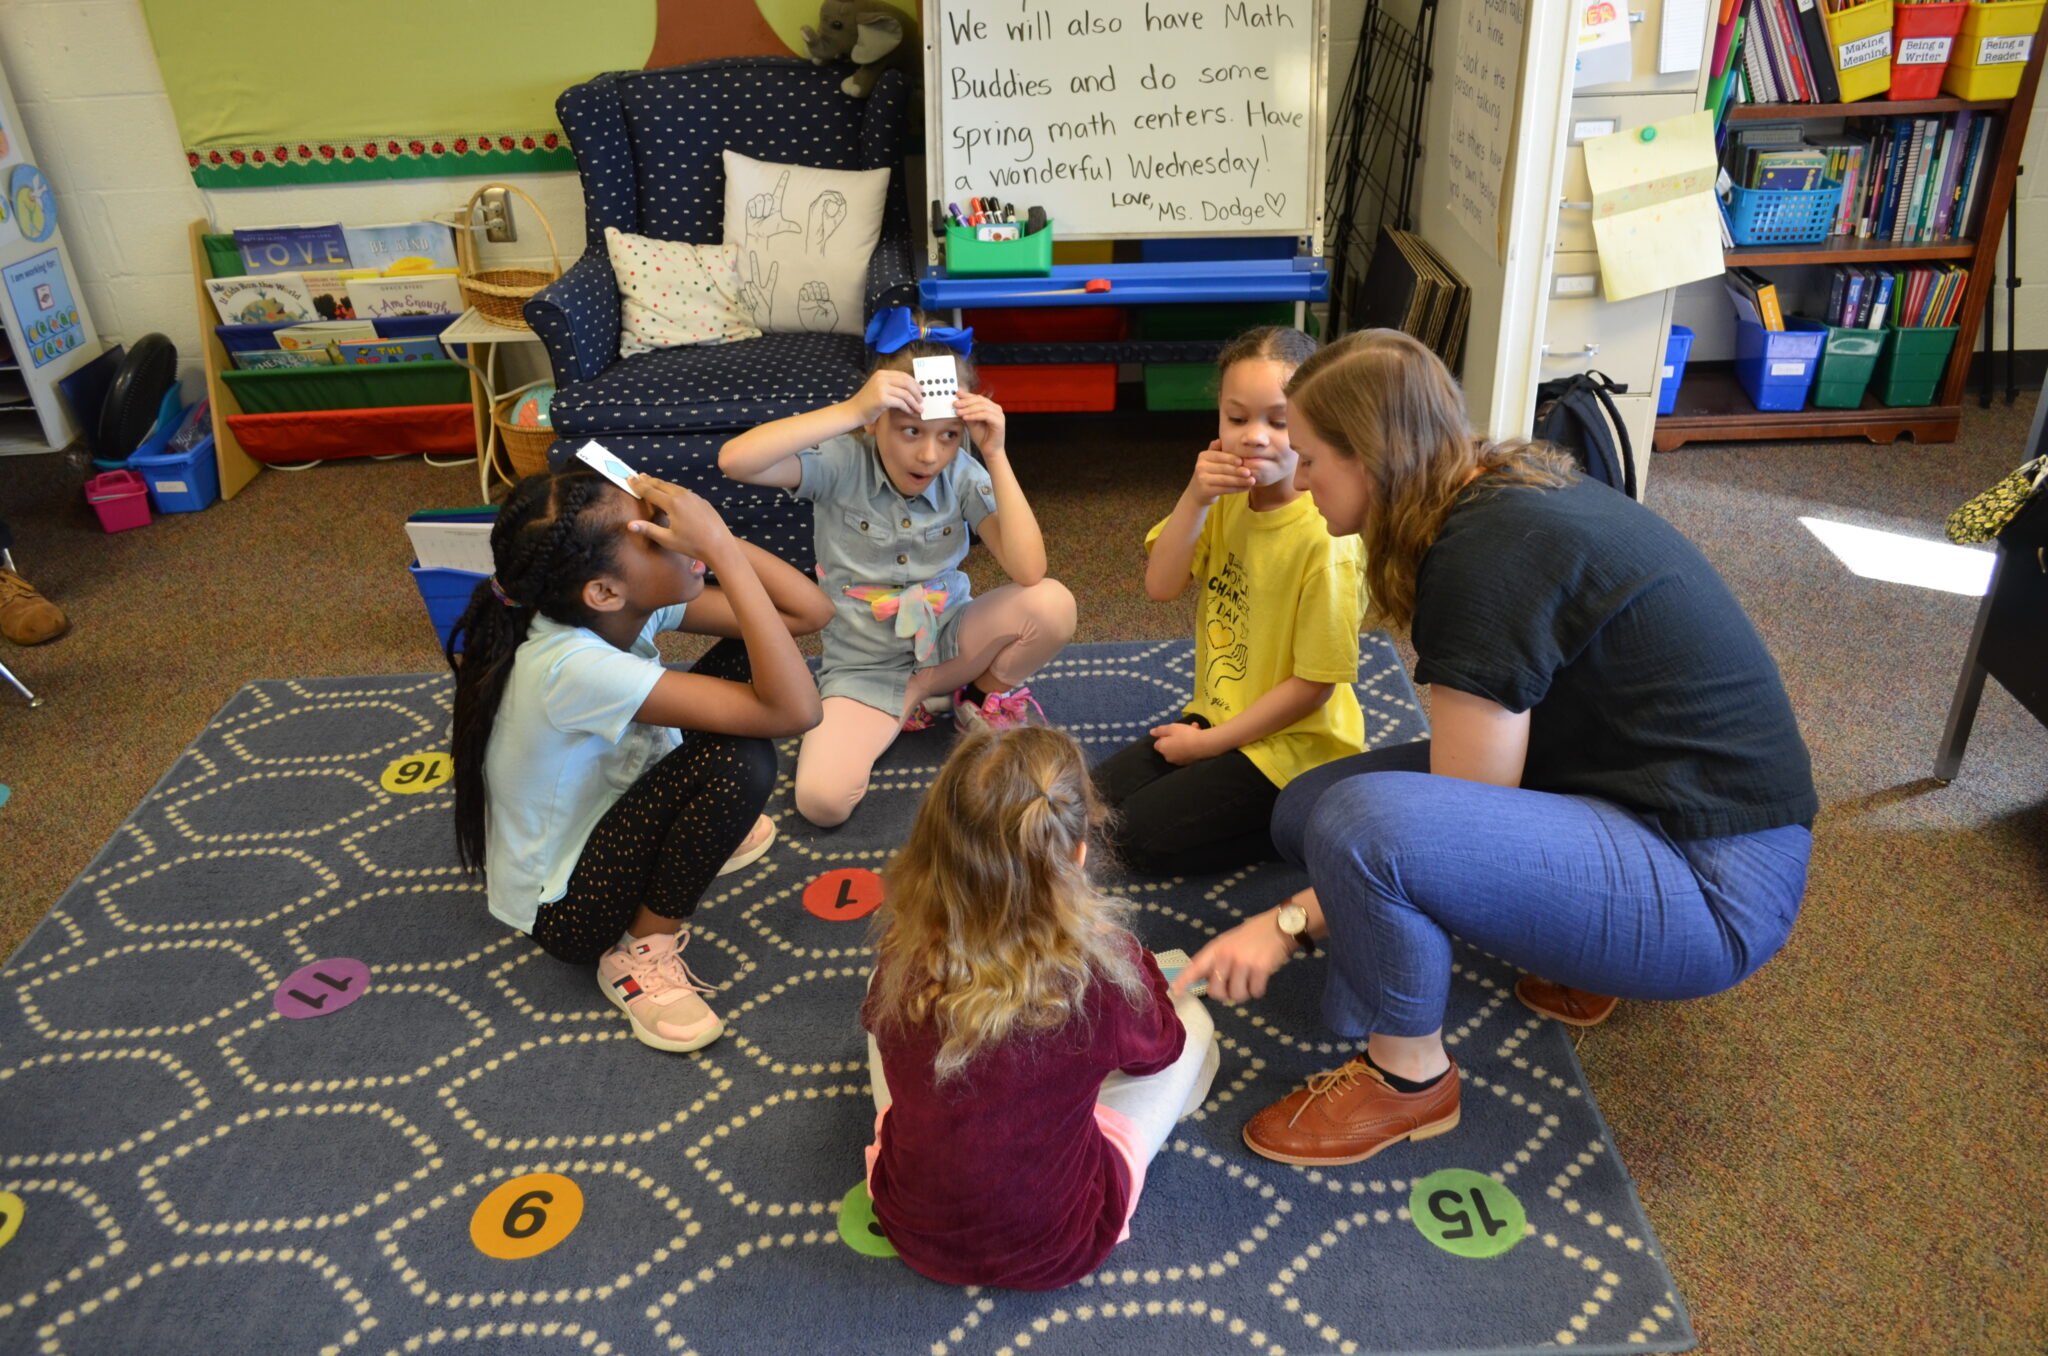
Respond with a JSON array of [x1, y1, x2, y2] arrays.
[[482, 604, 685, 933]]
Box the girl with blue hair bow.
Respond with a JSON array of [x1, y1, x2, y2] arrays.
[[720, 308, 1076, 828]]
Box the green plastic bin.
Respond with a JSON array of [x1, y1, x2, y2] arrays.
[[221, 360, 470, 414], [1802, 319, 1888, 409], [1872, 322, 1960, 407], [1133, 302, 1298, 341], [943, 222, 1053, 278], [1143, 363, 1216, 411]]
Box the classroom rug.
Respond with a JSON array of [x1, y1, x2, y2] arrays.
[[0, 639, 1694, 1356]]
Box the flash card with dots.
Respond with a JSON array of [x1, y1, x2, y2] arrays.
[[912, 356, 958, 422]]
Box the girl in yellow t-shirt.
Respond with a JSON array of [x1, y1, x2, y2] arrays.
[[1094, 327, 1367, 875]]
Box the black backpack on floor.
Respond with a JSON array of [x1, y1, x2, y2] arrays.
[[1533, 370, 1637, 501]]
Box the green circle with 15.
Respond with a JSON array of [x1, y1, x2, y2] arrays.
[[1408, 1169, 1526, 1259], [837, 1182, 897, 1258]]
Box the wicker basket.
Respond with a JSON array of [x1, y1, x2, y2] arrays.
[[457, 183, 563, 330], [493, 381, 556, 480]]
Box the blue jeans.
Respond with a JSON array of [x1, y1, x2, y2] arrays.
[[1272, 745, 1811, 1039]]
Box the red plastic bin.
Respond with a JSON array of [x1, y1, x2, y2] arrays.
[[976, 364, 1118, 413], [961, 307, 1128, 343], [225, 402, 476, 464], [1891, 1, 1968, 98]]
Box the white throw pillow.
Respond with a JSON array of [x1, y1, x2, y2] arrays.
[[720, 151, 889, 337], [605, 227, 762, 357]]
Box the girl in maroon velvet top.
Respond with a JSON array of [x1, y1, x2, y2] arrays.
[[860, 726, 1220, 1290]]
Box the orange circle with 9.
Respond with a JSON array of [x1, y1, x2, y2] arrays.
[[469, 1173, 584, 1260]]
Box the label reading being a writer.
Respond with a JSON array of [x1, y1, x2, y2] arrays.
[[1896, 36, 1951, 66], [1837, 31, 1892, 69]]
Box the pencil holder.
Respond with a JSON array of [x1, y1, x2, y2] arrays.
[[1825, 0, 1895, 102], [1724, 181, 1843, 247], [943, 222, 1055, 278], [1890, 1, 1969, 99], [1796, 317, 1886, 409], [1943, 0, 2046, 100], [1873, 321, 1961, 407]]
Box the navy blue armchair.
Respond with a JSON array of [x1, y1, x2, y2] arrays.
[[527, 57, 915, 566]]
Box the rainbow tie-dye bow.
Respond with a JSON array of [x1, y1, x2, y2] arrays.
[[845, 581, 954, 664]]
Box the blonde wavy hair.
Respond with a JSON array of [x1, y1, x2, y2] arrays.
[[1285, 329, 1576, 629], [867, 726, 1149, 1084]]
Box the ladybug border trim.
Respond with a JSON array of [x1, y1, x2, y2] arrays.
[[186, 131, 575, 186]]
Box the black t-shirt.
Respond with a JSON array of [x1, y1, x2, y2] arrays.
[[1411, 476, 1817, 839]]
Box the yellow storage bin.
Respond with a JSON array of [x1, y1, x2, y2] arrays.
[[1053, 240, 1114, 265], [1943, 0, 2046, 100], [1827, 0, 1896, 102]]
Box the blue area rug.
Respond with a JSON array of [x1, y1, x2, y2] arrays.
[[0, 639, 1693, 1355]]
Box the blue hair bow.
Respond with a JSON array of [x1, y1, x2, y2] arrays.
[[865, 307, 973, 357]]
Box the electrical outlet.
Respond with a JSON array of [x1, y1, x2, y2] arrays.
[[478, 188, 517, 243]]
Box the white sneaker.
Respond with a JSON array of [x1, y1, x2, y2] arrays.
[[718, 814, 776, 876], [597, 931, 723, 1053]]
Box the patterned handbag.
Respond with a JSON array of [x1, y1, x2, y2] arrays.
[[1946, 456, 2048, 544]]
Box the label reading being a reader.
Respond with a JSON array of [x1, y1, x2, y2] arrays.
[[1978, 34, 2032, 66], [1896, 36, 1951, 66], [1837, 31, 1892, 69]]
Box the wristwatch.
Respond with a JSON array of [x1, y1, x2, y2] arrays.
[[1275, 902, 1317, 955]]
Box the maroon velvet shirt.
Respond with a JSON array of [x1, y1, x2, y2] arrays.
[[862, 943, 1186, 1290]]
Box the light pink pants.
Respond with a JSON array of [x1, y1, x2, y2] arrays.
[[793, 579, 1076, 827]]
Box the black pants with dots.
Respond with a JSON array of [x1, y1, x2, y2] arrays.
[[531, 640, 779, 966]]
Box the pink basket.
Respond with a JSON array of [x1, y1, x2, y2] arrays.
[[85, 470, 152, 533]]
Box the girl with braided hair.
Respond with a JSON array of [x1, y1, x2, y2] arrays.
[[859, 726, 1218, 1289], [447, 467, 831, 1053]]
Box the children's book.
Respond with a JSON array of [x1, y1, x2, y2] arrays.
[[233, 223, 351, 276], [206, 273, 317, 325], [276, 319, 378, 351], [333, 336, 445, 364], [405, 518, 495, 574], [234, 347, 335, 371], [347, 274, 464, 319], [301, 268, 375, 321], [342, 221, 459, 276]]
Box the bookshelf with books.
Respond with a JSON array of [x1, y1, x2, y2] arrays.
[[1656, 1, 2046, 449]]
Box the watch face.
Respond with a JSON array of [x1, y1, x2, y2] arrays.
[[1278, 904, 1307, 934]]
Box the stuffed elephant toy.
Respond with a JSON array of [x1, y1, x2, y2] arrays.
[[803, 0, 920, 99]]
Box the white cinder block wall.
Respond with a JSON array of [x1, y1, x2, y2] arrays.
[[0, 0, 586, 402], [0, 0, 2039, 406]]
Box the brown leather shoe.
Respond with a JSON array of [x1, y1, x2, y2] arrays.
[[0, 568, 67, 645], [1515, 977, 1619, 1027], [1242, 1056, 1461, 1167]]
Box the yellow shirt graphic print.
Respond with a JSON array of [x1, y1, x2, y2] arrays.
[[1147, 491, 1369, 788]]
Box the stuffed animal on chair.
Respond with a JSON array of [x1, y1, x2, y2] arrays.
[[802, 0, 919, 99]]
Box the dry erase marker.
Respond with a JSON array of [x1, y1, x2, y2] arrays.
[[947, 201, 964, 224]]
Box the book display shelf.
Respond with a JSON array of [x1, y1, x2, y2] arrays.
[[1655, 7, 2045, 451], [187, 220, 474, 500]]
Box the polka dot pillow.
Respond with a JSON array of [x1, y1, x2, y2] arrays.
[[604, 226, 763, 358]]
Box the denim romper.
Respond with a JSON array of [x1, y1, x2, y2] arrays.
[[792, 433, 998, 716]]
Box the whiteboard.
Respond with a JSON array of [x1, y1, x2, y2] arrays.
[[925, 0, 1328, 242]]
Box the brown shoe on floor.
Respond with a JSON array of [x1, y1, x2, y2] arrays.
[[0, 568, 67, 645], [1515, 977, 1619, 1027], [1242, 1055, 1461, 1167]]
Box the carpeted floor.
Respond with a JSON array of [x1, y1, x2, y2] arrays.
[[0, 646, 1697, 1355], [2, 397, 2045, 1352]]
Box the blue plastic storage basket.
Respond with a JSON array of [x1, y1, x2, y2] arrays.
[[1658, 325, 1696, 416], [1733, 317, 1824, 412], [1724, 181, 1843, 247], [130, 435, 220, 514], [410, 561, 487, 655]]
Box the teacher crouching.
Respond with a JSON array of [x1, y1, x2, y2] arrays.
[[1174, 330, 1816, 1167]]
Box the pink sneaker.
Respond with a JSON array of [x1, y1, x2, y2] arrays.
[[597, 931, 724, 1053], [953, 684, 1046, 733], [718, 814, 776, 876]]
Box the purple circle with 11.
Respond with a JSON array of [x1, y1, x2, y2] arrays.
[[274, 958, 372, 1020]]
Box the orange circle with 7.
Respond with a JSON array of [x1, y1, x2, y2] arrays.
[[469, 1173, 584, 1260], [380, 752, 453, 795]]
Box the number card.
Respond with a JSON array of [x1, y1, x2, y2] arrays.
[[912, 356, 958, 422], [1152, 948, 1208, 997], [1408, 1168, 1526, 1259], [575, 440, 640, 495], [470, 1173, 585, 1260]]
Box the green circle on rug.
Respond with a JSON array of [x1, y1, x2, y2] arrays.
[[1409, 1169, 1525, 1259], [837, 1182, 896, 1258]]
